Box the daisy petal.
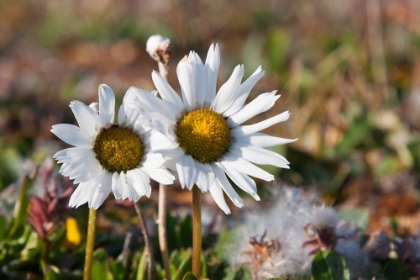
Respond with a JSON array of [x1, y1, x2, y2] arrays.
[[69, 159, 102, 184], [176, 154, 197, 190], [124, 108, 142, 130], [227, 91, 280, 127], [117, 103, 127, 127], [195, 162, 214, 192], [119, 172, 132, 200], [209, 181, 231, 214], [146, 129, 178, 153], [124, 172, 141, 202], [90, 171, 112, 209], [222, 153, 274, 181], [212, 65, 244, 115], [142, 152, 165, 169], [69, 182, 95, 208], [69, 101, 101, 139], [220, 160, 260, 201], [111, 173, 123, 200], [233, 132, 298, 148], [177, 58, 196, 111], [51, 124, 93, 147], [204, 44, 220, 107], [128, 169, 151, 197], [211, 163, 243, 208], [98, 84, 115, 126], [230, 145, 290, 169], [231, 111, 290, 137], [188, 52, 207, 107], [223, 66, 265, 117], [152, 71, 184, 109], [53, 147, 94, 164], [141, 167, 174, 185], [128, 87, 180, 120]]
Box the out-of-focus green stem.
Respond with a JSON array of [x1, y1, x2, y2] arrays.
[[192, 186, 201, 276], [84, 208, 96, 280]]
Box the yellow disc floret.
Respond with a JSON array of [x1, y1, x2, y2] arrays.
[[176, 108, 230, 163], [93, 125, 143, 172]]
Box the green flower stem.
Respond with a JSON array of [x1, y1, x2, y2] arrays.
[[134, 202, 154, 280], [158, 183, 171, 279], [84, 207, 97, 280], [192, 186, 202, 276]]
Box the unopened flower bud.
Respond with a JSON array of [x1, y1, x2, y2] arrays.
[[146, 35, 171, 64]]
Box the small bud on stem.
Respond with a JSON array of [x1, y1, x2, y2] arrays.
[[146, 35, 171, 79]]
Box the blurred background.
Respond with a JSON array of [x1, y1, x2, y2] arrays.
[[2, 0, 420, 277]]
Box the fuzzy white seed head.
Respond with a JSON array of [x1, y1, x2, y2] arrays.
[[146, 35, 171, 63], [309, 206, 340, 229], [230, 186, 368, 279]]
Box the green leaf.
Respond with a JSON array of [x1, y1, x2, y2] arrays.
[[173, 252, 192, 280], [109, 258, 126, 280], [169, 250, 181, 276], [0, 215, 7, 241], [200, 251, 207, 278], [382, 259, 409, 280], [182, 272, 198, 280], [179, 216, 192, 248], [136, 249, 147, 280], [166, 213, 180, 252], [45, 268, 59, 280], [336, 120, 370, 156], [7, 177, 32, 239], [311, 250, 350, 280], [93, 248, 109, 263], [92, 260, 113, 280]]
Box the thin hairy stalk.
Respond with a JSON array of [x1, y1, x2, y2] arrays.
[[158, 183, 171, 279], [192, 186, 202, 276], [158, 60, 171, 280], [84, 208, 96, 280], [147, 35, 171, 279], [134, 202, 154, 280]]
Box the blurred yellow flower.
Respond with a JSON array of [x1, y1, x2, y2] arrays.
[[63, 217, 82, 250]]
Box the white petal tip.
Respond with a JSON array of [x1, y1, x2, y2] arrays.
[[253, 193, 261, 201]]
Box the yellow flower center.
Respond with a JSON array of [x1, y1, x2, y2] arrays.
[[93, 125, 143, 172], [176, 108, 230, 163]]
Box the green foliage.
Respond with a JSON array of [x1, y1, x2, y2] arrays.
[[265, 28, 291, 73], [336, 116, 371, 157], [172, 250, 192, 280], [0, 178, 36, 278], [135, 249, 147, 280], [0, 144, 20, 191], [311, 251, 350, 280], [182, 272, 198, 280], [164, 213, 193, 253], [382, 259, 409, 280]]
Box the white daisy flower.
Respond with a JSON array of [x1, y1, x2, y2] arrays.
[[128, 44, 296, 214], [51, 84, 175, 209]]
